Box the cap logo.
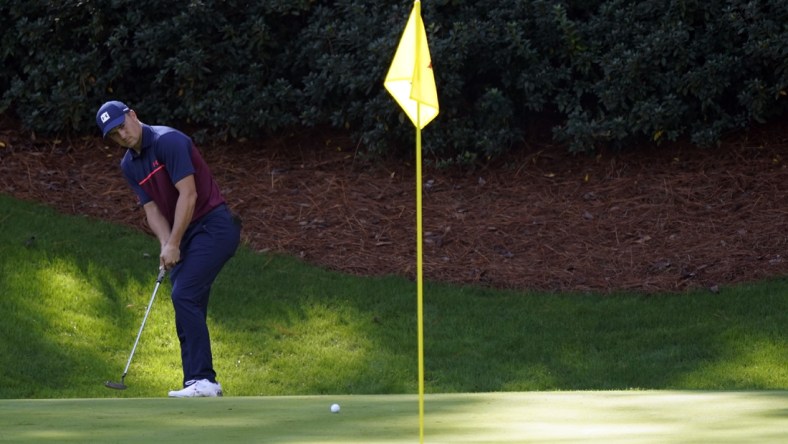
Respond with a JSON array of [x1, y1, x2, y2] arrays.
[[100, 112, 110, 124]]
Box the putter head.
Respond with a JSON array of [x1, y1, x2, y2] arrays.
[[104, 380, 127, 390]]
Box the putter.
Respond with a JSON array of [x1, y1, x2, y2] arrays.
[[104, 267, 167, 390]]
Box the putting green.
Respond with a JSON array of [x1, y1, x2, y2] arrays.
[[1, 391, 786, 443]]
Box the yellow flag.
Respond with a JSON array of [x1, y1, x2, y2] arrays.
[[384, 0, 439, 129]]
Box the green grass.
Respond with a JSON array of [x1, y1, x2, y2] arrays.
[[1, 194, 786, 399], [2, 392, 787, 443]]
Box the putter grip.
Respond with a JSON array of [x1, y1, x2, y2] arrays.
[[156, 267, 166, 283]]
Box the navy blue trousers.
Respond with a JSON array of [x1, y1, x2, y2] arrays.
[[169, 205, 240, 386]]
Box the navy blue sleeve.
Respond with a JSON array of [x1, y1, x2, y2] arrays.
[[155, 130, 195, 185]]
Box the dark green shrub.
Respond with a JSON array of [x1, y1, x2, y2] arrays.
[[2, 0, 787, 163], [552, 0, 788, 150], [1, 0, 309, 139]]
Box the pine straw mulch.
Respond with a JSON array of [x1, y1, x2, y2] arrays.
[[2, 115, 788, 294]]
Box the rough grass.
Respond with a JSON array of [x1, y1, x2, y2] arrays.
[[1, 194, 786, 399]]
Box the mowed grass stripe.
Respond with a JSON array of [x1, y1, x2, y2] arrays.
[[1, 392, 787, 443]]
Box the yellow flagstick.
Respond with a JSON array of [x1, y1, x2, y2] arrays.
[[383, 1, 438, 442], [413, 10, 425, 443], [415, 106, 425, 443]]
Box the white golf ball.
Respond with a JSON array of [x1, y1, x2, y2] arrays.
[[330, 403, 340, 413]]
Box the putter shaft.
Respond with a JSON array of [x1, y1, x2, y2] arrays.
[[105, 268, 166, 390]]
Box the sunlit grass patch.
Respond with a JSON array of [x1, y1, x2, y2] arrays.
[[1, 194, 787, 399]]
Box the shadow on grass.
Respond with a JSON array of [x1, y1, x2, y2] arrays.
[[2, 194, 787, 399]]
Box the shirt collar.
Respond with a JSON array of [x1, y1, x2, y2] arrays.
[[128, 124, 153, 159]]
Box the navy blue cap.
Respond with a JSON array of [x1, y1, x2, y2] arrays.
[[96, 101, 130, 137]]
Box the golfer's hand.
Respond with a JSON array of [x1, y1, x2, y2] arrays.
[[160, 243, 181, 270]]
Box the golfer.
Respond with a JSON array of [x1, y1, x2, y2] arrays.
[[96, 100, 240, 397]]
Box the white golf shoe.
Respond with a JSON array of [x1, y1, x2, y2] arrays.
[[168, 379, 223, 398]]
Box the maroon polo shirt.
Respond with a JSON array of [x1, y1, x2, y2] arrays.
[[121, 124, 225, 227]]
